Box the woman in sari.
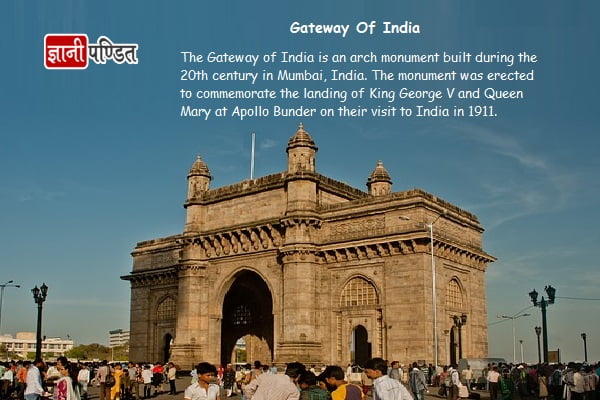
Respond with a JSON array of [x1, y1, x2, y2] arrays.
[[54, 362, 77, 400], [110, 364, 125, 400]]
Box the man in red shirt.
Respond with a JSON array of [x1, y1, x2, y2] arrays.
[[152, 363, 165, 395]]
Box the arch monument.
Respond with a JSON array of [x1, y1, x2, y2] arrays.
[[122, 124, 495, 368]]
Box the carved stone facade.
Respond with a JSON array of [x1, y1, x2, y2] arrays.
[[122, 124, 495, 368]]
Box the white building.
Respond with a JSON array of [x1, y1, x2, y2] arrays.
[[0, 332, 74, 358], [108, 329, 130, 347]]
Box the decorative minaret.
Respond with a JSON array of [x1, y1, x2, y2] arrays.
[[184, 155, 211, 233], [367, 160, 392, 196], [285, 123, 318, 215], [286, 122, 317, 174], [279, 123, 322, 362]]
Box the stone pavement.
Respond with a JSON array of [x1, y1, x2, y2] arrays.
[[87, 379, 491, 400]]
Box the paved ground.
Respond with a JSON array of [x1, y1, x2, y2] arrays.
[[87, 379, 491, 400]]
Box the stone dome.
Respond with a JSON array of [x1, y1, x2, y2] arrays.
[[367, 160, 392, 184], [187, 155, 211, 179], [287, 123, 317, 151]]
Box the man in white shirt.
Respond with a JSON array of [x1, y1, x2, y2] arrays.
[[184, 362, 220, 400], [572, 367, 585, 400], [365, 357, 413, 400], [77, 363, 91, 400], [447, 365, 461, 400], [487, 366, 500, 400], [244, 362, 304, 400], [461, 365, 473, 390], [24, 360, 45, 400], [142, 365, 153, 398]]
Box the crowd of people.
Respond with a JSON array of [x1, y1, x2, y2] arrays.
[[182, 358, 448, 400], [179, 359, 600, 400], [480, 362, 599, 400], [0, 358, 598, 400], [0, 359, 178, 400]]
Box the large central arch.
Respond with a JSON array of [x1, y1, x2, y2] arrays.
[[220, 270, 274, 365]]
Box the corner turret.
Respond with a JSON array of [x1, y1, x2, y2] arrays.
[[187, 155, 211, 201], [286, 123, 317, 174], [367, 161, 392, 196], [184, 155, 211, 233]]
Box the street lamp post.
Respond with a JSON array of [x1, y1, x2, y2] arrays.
[[426, 212, 445, 367], [535, 326, 542, 364], [497, 313, 530, 364], [0, 280, 20, 334], [529, 285, 556, 364], [31, 283, 48, 361], [581, 333, 587, 363], [519, 340, 524, 363], [452, 314, 468, 360]]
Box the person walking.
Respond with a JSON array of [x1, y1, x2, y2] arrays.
[[16, 361, 28, 400], [141, 365, 153, 399], [77, 363, 90, 400], [96, 361, 112, 400], [409, 362, 428, 400], [364, 358, 412, 400], [488, 366, 500, 400], [222, 364, 236, 397], [110, 364, 124, 400], [462, 365, 473, 391], [24, 360, 46, 400]]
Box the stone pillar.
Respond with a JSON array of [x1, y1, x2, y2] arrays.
[[169, 263, 206, 368], [277, 246, 322, 363], [278, 123, 323, 363], [128, 284, 150, 363]]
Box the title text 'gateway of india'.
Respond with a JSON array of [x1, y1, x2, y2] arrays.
[[122, 124, 495, 368]]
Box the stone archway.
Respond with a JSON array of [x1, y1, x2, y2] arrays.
[[220, 270, 273, 365], [163, 333, 173, 363], [352, 325, 371, 367]]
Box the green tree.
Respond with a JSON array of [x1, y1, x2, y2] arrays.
[[65, 346, 88, 360], [111, 341, 129, 361], [65, 343, 111, 361]]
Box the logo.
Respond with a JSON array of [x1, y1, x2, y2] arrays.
[[44, 34, 139, 69]]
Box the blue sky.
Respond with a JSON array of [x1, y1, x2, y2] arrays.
[[1, 1, 599, 363]]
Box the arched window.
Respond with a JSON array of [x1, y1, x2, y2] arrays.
[[340, 277, 378, 307], [446, 279, 463, 310], [157, 297, 176, 321]]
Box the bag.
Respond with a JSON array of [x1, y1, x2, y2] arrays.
[[105, 373, 116, 388], [459, 385, 469, 398]]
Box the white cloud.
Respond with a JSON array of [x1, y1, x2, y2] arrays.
[[5, 186, 66, 203], [260, 138, 277, 150], [450, 122, 577, 229]]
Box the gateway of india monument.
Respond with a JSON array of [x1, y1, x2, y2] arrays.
[[122, 124, 495, 368]]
